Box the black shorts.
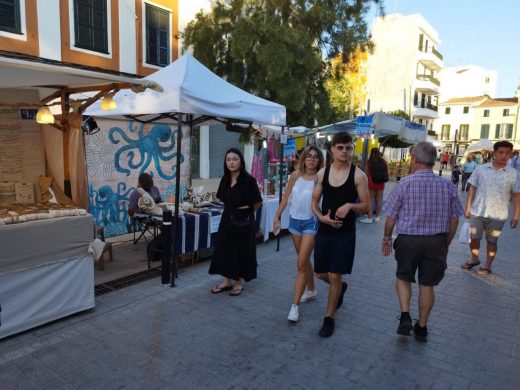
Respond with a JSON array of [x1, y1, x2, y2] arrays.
[[314, 230, 356, 275], [394, 234, 448, 286]]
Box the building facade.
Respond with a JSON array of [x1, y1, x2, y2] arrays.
[[438, 65, 498, 100], [365, 13, 443, 131], [434, 91, 520, 154]]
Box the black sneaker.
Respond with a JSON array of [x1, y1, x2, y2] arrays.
[[413, 322, 428, 342], [336, 281, 348, 309], [397, 313, 413, 336], [319, 316, 335, 338]]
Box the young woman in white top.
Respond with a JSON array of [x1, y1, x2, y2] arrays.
[[273, 145, 324, 322]]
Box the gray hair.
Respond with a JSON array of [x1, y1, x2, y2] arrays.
[[412, 142, 437, 166]]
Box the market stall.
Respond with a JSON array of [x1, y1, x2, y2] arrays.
[[0, 54, 161, 339], [86, 53, 286, 284]]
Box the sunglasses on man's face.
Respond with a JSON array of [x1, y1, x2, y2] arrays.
[[335, 145, 354, 151]]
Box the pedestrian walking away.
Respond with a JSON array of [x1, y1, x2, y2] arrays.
[[509, 150, 520, 173], [273, 146, 324, 323], [461, 141, 520, 276], [360, 148, 389, 224], [461, 155, 477, 192], [311, 132, 369, 337], [451, 165, 461, 189], [382, 142, 464, 343], [209, 148, 263, 296]]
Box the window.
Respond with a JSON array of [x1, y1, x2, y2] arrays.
[[441, 124, 451, 141], [0, 0, 21, 34], [74, 0, 108, 53], [483, 109, 489, 117], [459, 124, 469, 141], [445, 107, 451, 115], [495, 123, 513, 139], [480, 124, 490, 139], [503, 108, 510, 116], [146, 4, 170, 67], [463, 106, 469, 114]]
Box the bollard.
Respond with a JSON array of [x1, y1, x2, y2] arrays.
[[161, 210, 172, 285]]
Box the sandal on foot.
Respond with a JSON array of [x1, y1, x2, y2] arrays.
[[461, 261, 480, 270], [230, 286, 244, 296], [211, 284, 233, 294], [476, 267, 492, 275]]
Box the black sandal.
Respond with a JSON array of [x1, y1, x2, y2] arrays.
[[461, 261, 480, 270], [211, 284, 233, 294]]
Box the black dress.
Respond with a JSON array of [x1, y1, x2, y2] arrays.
[[209, 173, 262, 282]]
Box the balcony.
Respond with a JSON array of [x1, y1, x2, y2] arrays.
[[415, 74, 440, 95], [412, 101, 439, 119], [417, 47, 443, 71]]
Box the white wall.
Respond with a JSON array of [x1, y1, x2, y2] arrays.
[[439, 66, 498, 100], [119, 0, 137, 74], [37, 0, 61, 61]]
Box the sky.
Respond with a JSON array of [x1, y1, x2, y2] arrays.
[[367, 0, 520, 97]]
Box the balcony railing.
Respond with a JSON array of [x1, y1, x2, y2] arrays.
[[416, 74, 440, 86], [413, 101, 438, 112]]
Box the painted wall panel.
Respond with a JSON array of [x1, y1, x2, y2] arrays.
[[37, 0, 61, 60], [119, 0, 137, 74]]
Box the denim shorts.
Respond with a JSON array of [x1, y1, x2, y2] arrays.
[[288, 216, 318, 236]]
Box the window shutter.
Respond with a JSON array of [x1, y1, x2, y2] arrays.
[[495, 124, 500, 139], [146, 4, 170, 67], [0, 0, 21, 34], [507, 124, 513, 139], [74, 0, 108, 53]]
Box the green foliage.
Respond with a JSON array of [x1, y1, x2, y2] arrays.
[[182, 0, 383, 126]]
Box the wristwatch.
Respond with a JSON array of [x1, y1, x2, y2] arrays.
[[382, 236, 392, 242]]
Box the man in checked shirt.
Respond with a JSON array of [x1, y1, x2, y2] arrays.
[[381, 142, 464, 342]]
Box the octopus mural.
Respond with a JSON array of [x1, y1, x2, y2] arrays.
[[108, 121, 184, 180], [89, 182, 134, 236]]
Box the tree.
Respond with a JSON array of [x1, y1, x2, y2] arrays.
[[182, 0, 383, 126], [325, 45, 369, 121]]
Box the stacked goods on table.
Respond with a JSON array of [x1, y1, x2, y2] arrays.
[[0, 202, 87, 225]]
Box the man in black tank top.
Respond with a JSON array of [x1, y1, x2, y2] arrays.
[[311, 132, 369, 337]]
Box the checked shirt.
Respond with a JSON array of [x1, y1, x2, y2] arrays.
[[383, 169, 464, 235]]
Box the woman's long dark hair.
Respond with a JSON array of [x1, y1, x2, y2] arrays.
[[222, 148, 249, 185]]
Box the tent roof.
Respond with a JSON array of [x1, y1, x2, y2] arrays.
[[87, 53, 286, 126], [0, 53, 161, 93]]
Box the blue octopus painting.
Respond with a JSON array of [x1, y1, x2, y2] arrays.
[[89, 182, 134, 237], [108, 121, 184, 180]]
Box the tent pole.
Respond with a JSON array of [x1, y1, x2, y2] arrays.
[[276, 126, 285, 252], [170, 113, 183, 287]]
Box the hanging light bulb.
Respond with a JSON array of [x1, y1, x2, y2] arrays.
[[36, 106, 55, 124], [100, 94, 117, 111]]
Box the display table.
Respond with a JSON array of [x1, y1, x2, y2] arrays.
[[0, 214, 95, 339], [134, 205, 224, 254], [259, 196, 290, 241]]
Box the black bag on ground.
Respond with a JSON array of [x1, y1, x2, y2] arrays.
[[147, 233, 163, 262], [370, 160, 389, 183]]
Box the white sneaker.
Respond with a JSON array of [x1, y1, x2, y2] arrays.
[[359, 217, 372, 224], [300, 289, 318, 303], [373, 217, 380, 223], [288, 304, 299, 322]]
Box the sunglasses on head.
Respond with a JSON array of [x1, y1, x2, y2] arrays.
[[335, 145, 354, 151]]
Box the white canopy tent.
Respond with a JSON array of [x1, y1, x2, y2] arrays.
[[87, 52, 286, 126], [87, 53, 286, 283]]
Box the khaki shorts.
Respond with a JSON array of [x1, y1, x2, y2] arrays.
[[470, 216, 505, 244]]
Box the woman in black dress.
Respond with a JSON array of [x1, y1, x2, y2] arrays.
[[209, 148, 263, 296]]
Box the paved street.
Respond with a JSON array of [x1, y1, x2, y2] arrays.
[[1, 190, 519, 389]]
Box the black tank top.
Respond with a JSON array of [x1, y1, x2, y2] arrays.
[[319, 163, 358, 234]]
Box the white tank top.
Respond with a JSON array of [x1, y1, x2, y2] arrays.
[[289, 176, 315, 220]]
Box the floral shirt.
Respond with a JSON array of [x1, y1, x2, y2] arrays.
[[468, 163, 520, 221]]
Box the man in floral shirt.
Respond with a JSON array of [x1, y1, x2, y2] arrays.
[[461, 141, 520, 275]]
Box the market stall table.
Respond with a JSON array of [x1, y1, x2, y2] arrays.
[[134, 204, 224, 255], [259, 196, 290, 241]]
